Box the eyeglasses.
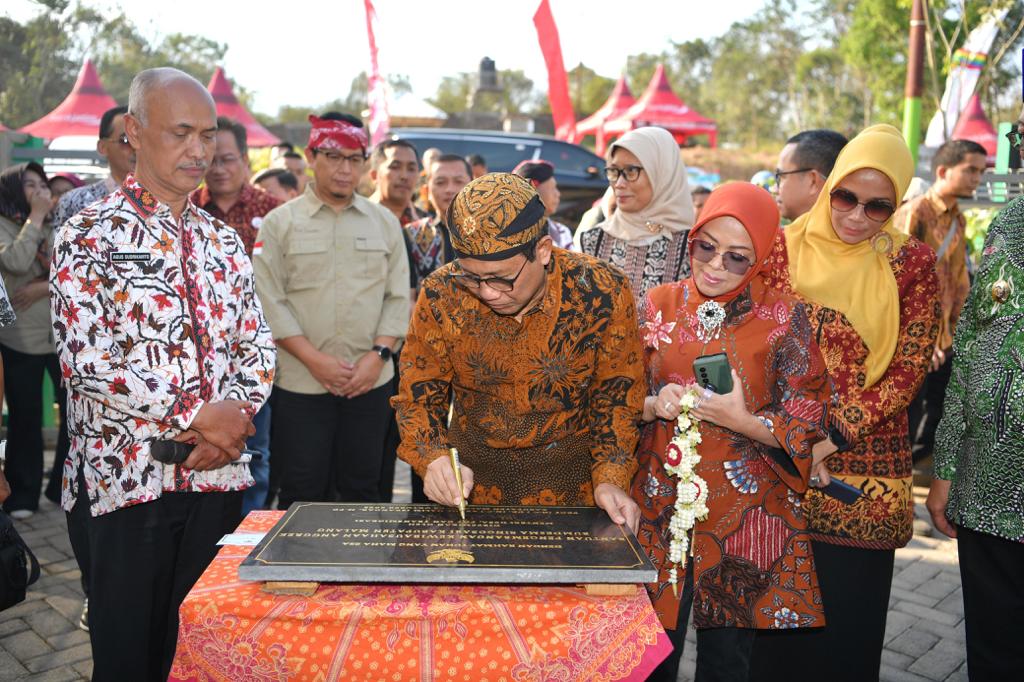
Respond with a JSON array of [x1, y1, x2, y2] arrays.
[[451, 257, 530, 292], [107, 133, 131, 146], [1005, 129, 1024, 147], [690, 238, 754, 275], [829, 188, 896, 223], [314, 149, 366, 166], [604, 165, 643, 183], [774, 167, 815, 186]]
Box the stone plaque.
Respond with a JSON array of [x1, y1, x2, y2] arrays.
[[238, 503, 656, 584]]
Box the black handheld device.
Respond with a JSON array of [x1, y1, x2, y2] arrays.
[[149, 441, 260, 465]]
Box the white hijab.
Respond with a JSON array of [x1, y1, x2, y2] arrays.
[[601, 126, 694, 243]]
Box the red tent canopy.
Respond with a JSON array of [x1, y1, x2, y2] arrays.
[[952, 94, 998, 159], [207, 67, 280, 148], [603, 64, 717, 148], [19, 59, 118, 139], [575, 75, 635, 155]]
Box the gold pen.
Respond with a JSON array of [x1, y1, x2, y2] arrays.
[[449, 447, 466, 520]]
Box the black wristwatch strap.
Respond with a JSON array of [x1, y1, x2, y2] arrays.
[[372, 344, 392, 361]]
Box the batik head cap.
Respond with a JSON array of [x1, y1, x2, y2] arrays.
[[447, 173, 548, 260], [306, 115, 369, 153]]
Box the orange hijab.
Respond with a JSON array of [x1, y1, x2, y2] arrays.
[[687, 182, 781, 304]]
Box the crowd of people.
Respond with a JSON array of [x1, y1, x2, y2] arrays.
[[0, 64, 1017, 681]]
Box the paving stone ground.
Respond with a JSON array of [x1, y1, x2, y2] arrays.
[[0, 462, 966, 681]]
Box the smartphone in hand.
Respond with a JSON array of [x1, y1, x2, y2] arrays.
[[693, 353, 733, 394]]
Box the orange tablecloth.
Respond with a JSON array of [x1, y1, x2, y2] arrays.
[[170, 511, 670, 682]]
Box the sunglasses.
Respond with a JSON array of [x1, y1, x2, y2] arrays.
[[691, 238, 754, 275], [829, 188, 895, 223]]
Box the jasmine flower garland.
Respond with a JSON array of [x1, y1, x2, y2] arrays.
[[663, 386, 710, 595]]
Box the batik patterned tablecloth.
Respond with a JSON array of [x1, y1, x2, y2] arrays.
[[169, 511, 670, 682]]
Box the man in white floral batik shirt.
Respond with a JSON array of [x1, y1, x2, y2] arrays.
[[49, 68, 275, 682]]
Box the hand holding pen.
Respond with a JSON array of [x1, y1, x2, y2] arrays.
[[423, 448, 474, 513]]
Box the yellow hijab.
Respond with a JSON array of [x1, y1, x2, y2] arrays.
[[785, 124, 914, 387]]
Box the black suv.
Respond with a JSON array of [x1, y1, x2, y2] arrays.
[[386, 128, 606, 221]]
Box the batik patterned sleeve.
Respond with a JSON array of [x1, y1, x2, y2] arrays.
[[932, 221, 1000, 480], [829, 241, 940, 445], [393, 282, 453, 478], [755, 301, 830, 491], [50, 216, 203, 430], [589, 268, 645, 490], [221, 236, 276, 407], [0, 274, 15, 327]]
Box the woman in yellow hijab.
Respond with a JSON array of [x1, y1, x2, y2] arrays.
[[750, 125, 940, 682]]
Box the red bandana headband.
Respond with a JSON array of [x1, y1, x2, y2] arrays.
[[307, 115, 369, 153]]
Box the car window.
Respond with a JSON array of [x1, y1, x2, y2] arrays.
[[394, 134, 542, 172], [540, 140, 603, 179]]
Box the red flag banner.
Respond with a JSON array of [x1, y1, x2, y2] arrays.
[[533, 0, 576, 141], [364, 0, 390, 147]]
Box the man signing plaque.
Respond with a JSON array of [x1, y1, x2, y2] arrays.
[[393, 173, 644, 530]]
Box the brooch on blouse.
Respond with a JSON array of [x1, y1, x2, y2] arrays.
[[695, 300, 726, 342], [991, 279, 1012, 304], [871, 232, 894, 255]]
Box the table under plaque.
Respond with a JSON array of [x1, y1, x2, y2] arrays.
[[170, 507, 671, 681]]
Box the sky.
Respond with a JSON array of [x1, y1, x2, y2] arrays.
[[6, 0, 767, 116]]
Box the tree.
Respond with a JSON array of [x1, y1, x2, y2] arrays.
[[624, 53, 661, 97], [429, 69, 539, 116], [702, 0, 805, 147], [0, 1, 245, 129], [563, 63, 615, 118], [0, 10, 77, 127]]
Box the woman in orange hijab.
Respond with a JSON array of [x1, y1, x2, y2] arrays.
[[632, 183, 831, 681], [750, 125, 940, 682]]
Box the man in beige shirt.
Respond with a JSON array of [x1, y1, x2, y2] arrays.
[[893, 138, 986, 464], [254, 113, 409, 507]]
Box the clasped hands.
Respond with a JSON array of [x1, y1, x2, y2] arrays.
[[309, 350, 385, 398], [422, 456, 640, 533], [173, 399, 256, 471]]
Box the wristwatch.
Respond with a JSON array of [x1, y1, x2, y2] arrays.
[[372, 345, 393, 361]]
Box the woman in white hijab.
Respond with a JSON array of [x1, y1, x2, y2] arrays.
[[574, 126, 695, 305]]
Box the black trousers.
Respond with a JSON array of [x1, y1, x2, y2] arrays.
[[908, 352, 953, 464], [957, 526, 1024, 681], [0, 345, 69, 512], [748, 541, 894, 682], [647, 561, 756, 682], [378, 358, 402, 502], [273, 384, 393, 508], [74, 479, 242, 681]]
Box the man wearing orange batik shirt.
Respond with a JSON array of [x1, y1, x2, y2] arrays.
[[50, 68, 275, 682], [393, 173, 645, 531]]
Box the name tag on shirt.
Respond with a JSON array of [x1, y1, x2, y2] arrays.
[[110, 251, 152, 263]]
